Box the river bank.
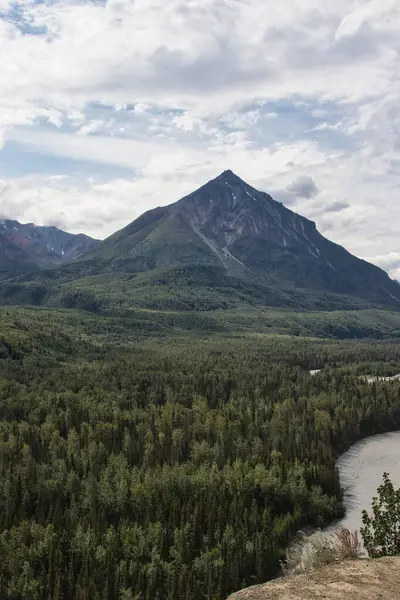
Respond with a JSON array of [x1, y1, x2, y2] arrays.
[[331, 431, 400, 533]]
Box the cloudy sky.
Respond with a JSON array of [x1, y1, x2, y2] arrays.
[[0, 0, 399, 277]]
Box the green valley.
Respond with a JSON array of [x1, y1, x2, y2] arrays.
[[2, 172, 400, 599]]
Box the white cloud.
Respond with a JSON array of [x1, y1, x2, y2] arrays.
[[8, 127, 179, 169], [0, 138, 334, 238], [0, 0, 399, 276], [0, 0, 397, 122], [0, 174, 201, 238], [76, 119, 109, 136], [366, 253, 400, 281]]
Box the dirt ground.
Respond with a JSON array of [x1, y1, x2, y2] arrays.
[[227, 557, 400, 600]]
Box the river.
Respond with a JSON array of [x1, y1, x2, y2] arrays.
[[330, 431, 400, 534]]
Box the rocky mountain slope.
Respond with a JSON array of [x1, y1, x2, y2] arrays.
[[82, 170, 400, 307], [0, 219, 99, 278], [0, 170, 399, 312], [227, 557, 400, 600]]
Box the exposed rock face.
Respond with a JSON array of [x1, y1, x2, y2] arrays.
[[227, 557, 400, 600], [91, 170, 400, 307], [178, 170, 321, 264]]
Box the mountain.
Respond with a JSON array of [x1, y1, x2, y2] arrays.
[[0, 219, 99, 278], [1, 170, 399, 313], [81, 170, 400, 306], [0, 233, 40, 279]]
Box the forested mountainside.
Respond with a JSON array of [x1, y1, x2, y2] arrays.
[[1, 308, 400, 599]]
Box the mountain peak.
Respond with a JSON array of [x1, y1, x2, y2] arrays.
[[216, 169, 241, 182]]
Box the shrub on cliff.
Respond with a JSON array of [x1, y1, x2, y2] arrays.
[[361, 473, 400, 557]]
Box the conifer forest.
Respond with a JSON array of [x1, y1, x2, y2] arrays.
[[1, 308, 400, 599]]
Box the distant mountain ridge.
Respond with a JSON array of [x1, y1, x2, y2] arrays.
[[0, 219, 99, 279], [0, 170, 399, 312], [0, 233, 40, 279]]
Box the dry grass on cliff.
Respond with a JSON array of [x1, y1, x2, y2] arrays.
[[227, 556, 400, 600], [282, 528, 361, 576], [227, 528, 400, 600]]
